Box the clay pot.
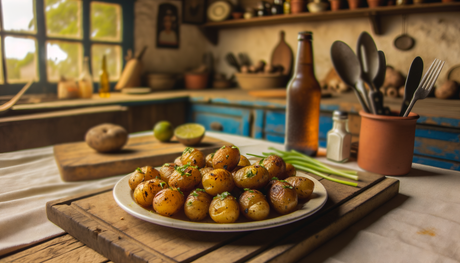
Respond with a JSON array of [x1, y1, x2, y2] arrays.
[[184, 73, 209, 90], [291, 0, 306, 13], [357, 110, 419, 176], [367, 0, 382, 7], [347, 0, 361, 9], [442, 0, 456, 3], [330, 0, 342, 10]]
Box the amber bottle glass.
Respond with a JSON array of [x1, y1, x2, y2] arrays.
[[99, 55, 110, 98], [285, 32, 321, 156]]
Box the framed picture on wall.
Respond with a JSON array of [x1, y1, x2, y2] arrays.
[[182, 0, 206, 24], [157, 3, 180, 49]]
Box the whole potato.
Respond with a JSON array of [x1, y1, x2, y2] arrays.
[[239, 189, 270, 221], [212, 145, 240, 171], [268, 180, 298, 214], [202, 168, 235, 196], [233, 164, 270, 190], [181, 147, 206, 168], [168, 165, 201, 192], [284, 163, 297, 178], [184, 188, 213, 221], [153, 188, 185, 216], [85, 123, 128, 153], [134, 178, 167, 207], [205, 153, 214, 167], [285, 176, 314, 199], [263, 155, 287, 180], [129, 166, 160, 191], [238, 155, 251, 166], [159, 163, 176, 184], [209, 192, 240, 223]]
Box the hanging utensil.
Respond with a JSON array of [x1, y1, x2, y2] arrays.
[[225, 53, 241, 72], [399, 56, 423, 116], [394, 15, 415, 51], [330, 41, 370, 113], [357, 31, 384, 115]]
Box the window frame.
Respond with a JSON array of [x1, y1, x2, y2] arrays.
[[0, 0, 134, 96]]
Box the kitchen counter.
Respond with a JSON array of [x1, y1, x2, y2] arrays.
[[1, 131, 459, 262]]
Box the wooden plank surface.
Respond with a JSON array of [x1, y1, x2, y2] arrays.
[[46, 168, 397, 263], [54, 135, 230, 182]]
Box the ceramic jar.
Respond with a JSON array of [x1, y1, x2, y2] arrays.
[[347, 0, 361, 9], [330, 0, 342, 10], [357, 110, 419, 176], [291, 0, 306, 13]]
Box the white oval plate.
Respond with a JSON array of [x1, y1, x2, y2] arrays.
[[113, 171, 327, 232]]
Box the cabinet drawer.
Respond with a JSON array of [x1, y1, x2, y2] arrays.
[[189, 104, 251, 136]]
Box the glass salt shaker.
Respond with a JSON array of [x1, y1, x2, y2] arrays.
[[327, 111, 352, 162]]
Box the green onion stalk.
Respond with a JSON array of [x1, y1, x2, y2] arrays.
[[247, 147, 359, 187]]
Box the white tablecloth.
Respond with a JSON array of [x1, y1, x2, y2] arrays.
[[1, 132, 459, 262]]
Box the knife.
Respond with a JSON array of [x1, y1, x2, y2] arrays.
[[399, 56, 423, 116]]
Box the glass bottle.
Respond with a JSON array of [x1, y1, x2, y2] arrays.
[[326, 111, 352, 162], [283, 0, 291, 14], [271, 0, 284, 15], [78, 56, 93, 98], [285, 32, 321, 156], [99, 55, 110, 98]]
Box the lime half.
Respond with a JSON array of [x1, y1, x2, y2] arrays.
[[153, 121, 174, 142], [174, 123, 206, 146]]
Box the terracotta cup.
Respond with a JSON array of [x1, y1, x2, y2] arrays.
[[347, 0, 361, 9], [184, 73, 209, 90], [367, 0, 382, 7], [330, 0, 341, 10], [291, 0, 306, 13], [357, 110, 419, 176]]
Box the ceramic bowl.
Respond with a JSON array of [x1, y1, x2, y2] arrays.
[[307, 2, 329, 12], [235, 73, 288, 90], [146, 73, 177, 90]]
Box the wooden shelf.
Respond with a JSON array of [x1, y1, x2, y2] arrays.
[[200, 2, 460, 44]]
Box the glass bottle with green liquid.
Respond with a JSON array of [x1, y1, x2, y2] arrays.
[[99, 55, 110, 98]]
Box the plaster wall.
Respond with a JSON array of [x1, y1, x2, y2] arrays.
[[134, 1, 460, 82]]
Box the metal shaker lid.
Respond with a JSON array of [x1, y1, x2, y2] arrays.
[[333, 110, 348, 119]]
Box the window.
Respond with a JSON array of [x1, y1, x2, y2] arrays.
[[0, 0, 133, 95]]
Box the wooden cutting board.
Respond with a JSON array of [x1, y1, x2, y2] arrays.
[[271, 31, 293, 76], [46, 169, 399, 262], [54, 135, 229, 182]]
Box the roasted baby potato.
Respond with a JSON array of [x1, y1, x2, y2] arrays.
[[134, 178, 167, 207], [239, 189, 270, 221], [263, 155, 287, 180], [233, 164, 270, 190], [153, 188, 185, 216], [184, 188, 213, 221], [129, 166, 160, 191], [212, 145, 240, 171], [174, 156, 183, 166], [285, 176, 314, 199], [168, 165, 201, 192], [181, 147, 206, 168], [209, 192, 240, 223], [238, 155, 251, 166], [284, 163, 297, 178], [200, 167, 214, 177], [268, 180, 298, 214], [159, 163, 176, 184], [202, 168, 235, 196], [205, 153, 214, 167]]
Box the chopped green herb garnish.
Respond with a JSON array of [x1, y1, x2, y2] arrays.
[[211, 153, 215, 158], [159, 182, 166, 188], [187, 201, 193, 206], [183, 147, 194, 154], [191, 192, 199, 197], [176, 188, 184, 195], [259, 159, 266, 167], [246, 170, 255, 178], [175, 163, 198, 176], [231, 145, 238, 149], [214, 191, 231, 200], [226, 154, 229, 159], [283, 185, 293, 189], [164, 163, 170, 167], [244, 188, 254, 193], [136, 167, 144, 174], [221, 145, 226, 149], [195, 188, 206, 192], [272, 177, 279, 181]]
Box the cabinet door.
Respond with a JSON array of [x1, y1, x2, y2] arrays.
[[263, 110, 332, 148], [189, 104, 251, 136]]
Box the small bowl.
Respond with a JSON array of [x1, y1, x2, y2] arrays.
[[147, 73, 176, 90], [307, 2, 329, 12], [184, 73, 209, 90], [235, 73, 288, 90]]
